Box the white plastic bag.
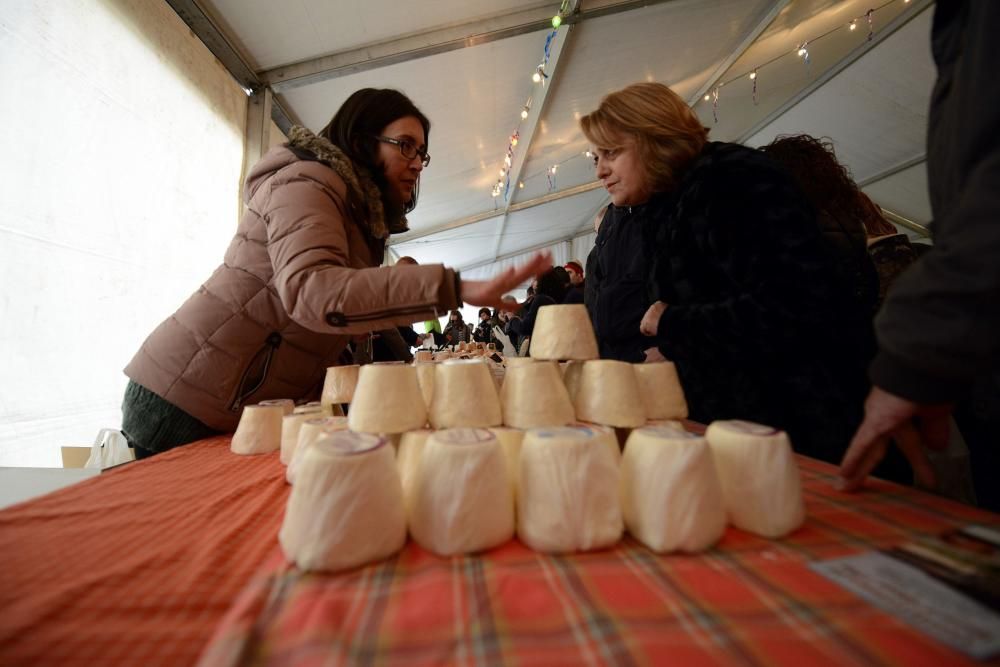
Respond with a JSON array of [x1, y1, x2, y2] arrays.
[[84, 428, 135, 469]]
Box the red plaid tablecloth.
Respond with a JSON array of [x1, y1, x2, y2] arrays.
[[0, 435, 996, 666], [197, 455, 995, 666]]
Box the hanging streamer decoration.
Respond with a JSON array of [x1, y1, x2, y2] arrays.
[[711, 87, 720, 123], [866, 9, 874, 41], [751, 69, 758, 105]]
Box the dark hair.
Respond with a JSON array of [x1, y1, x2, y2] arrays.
[[478, 307, 492, 319], [537, 266, 569, 302], [759, 134, 865, 226], [449, 309, 464, 321], [319, 88, 431, 215]]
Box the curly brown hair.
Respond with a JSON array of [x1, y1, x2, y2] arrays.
[[759, 134, 866, 224]]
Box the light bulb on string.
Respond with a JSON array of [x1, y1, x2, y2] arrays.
[[504, 155, 512, 167], [519, 181, 524, 189], [849, 19, 857, 31], [551, 14, 562, 28], [704, 94, 711, 101], [521, 107, 529, 119], [797, 42, 810, 66], [499, 168, 506, 177], [751, 68, 758, 105]]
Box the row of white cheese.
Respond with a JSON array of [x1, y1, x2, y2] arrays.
[[331, 356, 689, 432], [278, 420, 805, 573], [230, 357, 688, 455]]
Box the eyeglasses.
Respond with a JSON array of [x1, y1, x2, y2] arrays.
[[374, 135, 431, 167]]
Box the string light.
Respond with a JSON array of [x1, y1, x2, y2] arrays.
[[551, 14, 562, 28], [521, 107, 529, 119], [849, 19, 857, 31], [751, 68, 758, 105], [866, 9, 874, 41]]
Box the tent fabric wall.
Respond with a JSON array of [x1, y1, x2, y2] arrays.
[[0, 0, 248, 466]]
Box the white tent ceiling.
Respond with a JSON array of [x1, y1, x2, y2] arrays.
[[194, 0, 935, 278]]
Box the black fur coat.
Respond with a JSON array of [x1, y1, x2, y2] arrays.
[[650, 142, 881, 466]]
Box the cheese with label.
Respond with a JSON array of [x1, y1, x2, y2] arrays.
[[517, 426, 622, 552], [705, 420, 805, 538], [406, 428, 514, 555], [621, 425, 726, 552], [279, 432, 405, 572]]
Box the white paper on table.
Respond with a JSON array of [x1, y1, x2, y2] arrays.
[[811, 551, 1000, 659]]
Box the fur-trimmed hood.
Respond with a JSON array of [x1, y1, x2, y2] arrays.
[[246, 125, 408, 239]]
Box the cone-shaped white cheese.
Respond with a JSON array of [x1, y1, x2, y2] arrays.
[[258, 399, 294, 416], [231, 405, 284, 455], [621, 425, 726, 552], [489, 427, 525, 495], [429, 360, 501, 429], [407, 428, 514, 555], [705, 420, 805, 538], [517, 427, 623, 553], [501, 361, 575, 428], [321, 365, 360, 409], [561, 360, 585, 404], [281, 412, 322, 464], [293, 402, 324, 415], [529, 304, 599, 360], [633, 362, 688, 420], [396, 430, 432, 500], [279, 432, 405, 572], [573, 360, 646, 428], [286, 416, 349, 484], [413, 362, 435, 411], [349, 364, 427, 433]]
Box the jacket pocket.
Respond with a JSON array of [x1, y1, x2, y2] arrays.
[[228, 332, 283, 412]]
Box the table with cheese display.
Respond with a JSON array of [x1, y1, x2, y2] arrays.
[[2, 304, 996, 666], [1, 427, 997, 666]]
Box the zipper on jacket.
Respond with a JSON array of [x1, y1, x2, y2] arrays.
[[228, 332, 283, 412]]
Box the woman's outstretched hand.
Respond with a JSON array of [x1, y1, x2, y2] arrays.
[[460, 251, 552, 310]]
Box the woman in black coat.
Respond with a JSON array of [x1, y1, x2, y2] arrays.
[[580, 82, 886, 470]]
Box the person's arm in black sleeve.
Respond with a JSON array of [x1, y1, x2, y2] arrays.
[[839, 2, 1000, 492], [870, 2, 1000, 403], [398, 325, 420, 348]]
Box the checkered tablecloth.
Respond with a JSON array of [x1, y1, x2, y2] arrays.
[[197, 451, 995, 666], [0, 434, 996, 666]]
